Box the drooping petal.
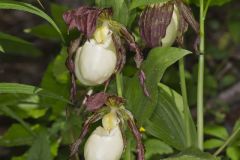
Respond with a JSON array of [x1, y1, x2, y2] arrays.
[[70, 112, 104, 157], [128, 118, 145, 160], [112, 33, 126, 73], [119, 26, 143, 69], [65, 37, 82, 103], [175, 0, 199, 34]]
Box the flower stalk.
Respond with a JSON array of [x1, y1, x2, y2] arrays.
[[214, 127, 240, 156], [197, 0, 205, 151], [179, 58, 191, 147], [116, 73, 123, 97]]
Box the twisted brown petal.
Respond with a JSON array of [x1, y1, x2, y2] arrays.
[[128, 119, 145, 160], [139, 70, 150, 97], [112, 33, 126, 73], [65, 37, 81, 103], [175, 0, 199, 34], [119, 26, 150, 97], [70, 112, 104, 158], [176, 5, 189, 46], [119, 27, 143, 69], [175, 0, 199, 51]]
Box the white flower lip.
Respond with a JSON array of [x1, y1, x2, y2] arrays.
[[161, 4, 180, 47], [84, 112, 124, 160], [74, 25, 117, 86], [84, 126, 124, 160]]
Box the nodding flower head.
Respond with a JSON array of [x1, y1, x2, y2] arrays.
[[74, 23, 117, 86], [70, 94, 145, 160], [139, 0, 199, 48], [63, 6, 144, 87]]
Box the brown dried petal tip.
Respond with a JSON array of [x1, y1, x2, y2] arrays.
[[139, 2, 174, 48], [63, 6, 112, 38]]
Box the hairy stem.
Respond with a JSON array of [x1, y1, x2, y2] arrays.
[[179, 58, 191, 147], [197, 0, 205, 151], [214, 127, 240, 156]]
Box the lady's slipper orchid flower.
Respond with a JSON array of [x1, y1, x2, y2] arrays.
[[74, 24, 117, 86], [139, 0, 199, 48], [84, 112, 124, 160], [63, 6, 148, 102], [70, 94, 145, 160]]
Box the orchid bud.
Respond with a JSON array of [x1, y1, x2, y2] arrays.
[[74, 24, 117, 86], [139, 1, 180, 48], [84, 112, 124, 160], [139, 0, 199, 48]]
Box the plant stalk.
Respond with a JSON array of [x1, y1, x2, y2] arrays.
[[116, 72, 123, 97], [179, 58, 191, 147], [214, 127, 240, 156], [197, 0, 205, 151]]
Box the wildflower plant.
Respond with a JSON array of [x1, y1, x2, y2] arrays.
[[0, 0, 239, 160]]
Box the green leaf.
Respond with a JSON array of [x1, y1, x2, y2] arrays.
[[125, 47, 191, 125], [0, 0, 64, 42], [0, 83, 70, 104], [61, 114, 83, 144], [12, 154, 27, 160], [40, 61, 70, 117], [204, 125, 229, 140], [130, 0, 170, 10], [189, 0, 232, 6], [163, 148, 219, 160], [145, 139, 173, 159], [122, 136, 135, 160], [24, 24, 60, 40], [27, 132, 52, 160], [145, 84, 197, 150], [50, 3, 68, 34], [50, 139, 61, 158], [52, 47, 69, 83], [0, 124, 33, 147], [204, 139, 224, 149], [17, 95, 47, 119], [227, 146, 240, 160], [0, 32, 42, 56], [0, 106, 34, 136]]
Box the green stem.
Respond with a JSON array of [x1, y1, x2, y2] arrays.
[[197, 0, 205, 151], [116, 72, 123, 97], [179, 58, 191, 147], [203, 0, 212, 17], [214, 127, 240, 156]]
